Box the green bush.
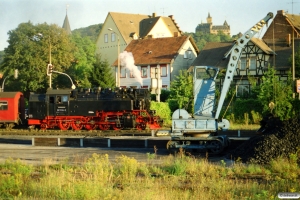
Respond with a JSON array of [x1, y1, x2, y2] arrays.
[[227, 98, 263, 124], [150, 101, 172, 126]]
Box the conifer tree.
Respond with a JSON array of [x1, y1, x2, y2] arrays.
[[90, 55, 115, 89]]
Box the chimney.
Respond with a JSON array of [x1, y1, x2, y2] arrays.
[[277, 10, 284, 15], [168, 15, 173, 19], [152, 13, 156, 18]]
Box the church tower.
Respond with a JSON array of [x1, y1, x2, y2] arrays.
[[207, 12, 212, 24], [62, 5, 72, 35]]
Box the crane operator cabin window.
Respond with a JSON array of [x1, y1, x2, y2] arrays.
[[196, 68, 216, 79]]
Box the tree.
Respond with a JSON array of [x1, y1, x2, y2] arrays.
[[289, 45, 300, 78], [59, 32, 96, 89], [0, 22, 75, 97], [169, 70, 194, 113], [258, 67, 294, 120], [187, 31, 233, 51], [90, 55, 115, 89], [0, 51, 4, 65]]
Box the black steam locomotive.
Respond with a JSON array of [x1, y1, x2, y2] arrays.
[[27, 87, 162, 130]]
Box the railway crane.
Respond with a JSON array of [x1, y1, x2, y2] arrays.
[[159, 12, 274, 154]]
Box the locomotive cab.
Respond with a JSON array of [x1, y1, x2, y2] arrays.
[[46, 89, 71, 116]]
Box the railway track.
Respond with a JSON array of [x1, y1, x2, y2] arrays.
[[0, 128, 155, 137], [0, 127, 257, 137]]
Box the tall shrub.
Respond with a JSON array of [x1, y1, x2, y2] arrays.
[[258, 68, 293, 120], [169, 70, 193, 113]]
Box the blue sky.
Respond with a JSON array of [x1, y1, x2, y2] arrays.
[[0, 0, 299, 50]]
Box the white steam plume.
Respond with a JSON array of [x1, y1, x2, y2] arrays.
[[119, 51, 143, 86]]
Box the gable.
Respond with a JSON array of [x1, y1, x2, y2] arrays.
[[262, 10, 300, 70], [110, 12, 149, 44], [147, 18, 174, 38], [139, 16, 183, 38]]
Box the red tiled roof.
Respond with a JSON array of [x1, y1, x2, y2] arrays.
[[113, 35, 195, 66]]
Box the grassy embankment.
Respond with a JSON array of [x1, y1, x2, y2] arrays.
[[0, 150, 299, 199]]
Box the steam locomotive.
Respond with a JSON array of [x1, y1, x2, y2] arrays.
[[0, 87, 163, 131]]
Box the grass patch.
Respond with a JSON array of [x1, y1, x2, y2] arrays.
[[0, 153, 299, 199], [229, 123, 261, 130]]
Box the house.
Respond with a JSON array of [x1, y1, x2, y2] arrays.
[[191, 38, 274, 97], [113, 35, 199, 89], [262, 10, 300, 80], [95, 12, 183, 66], [195, 13, 230, 35]]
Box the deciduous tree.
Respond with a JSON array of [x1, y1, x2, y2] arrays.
[[0, 22, 75, 97], [258, 67, 293, 120], [59, 32, 96, 89]]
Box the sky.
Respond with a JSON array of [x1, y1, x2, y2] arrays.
[[1, 0, 299, 51]]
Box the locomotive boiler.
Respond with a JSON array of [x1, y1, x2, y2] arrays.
[[27, 87, 162, 131]]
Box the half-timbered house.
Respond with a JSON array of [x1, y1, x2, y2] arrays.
[[191, 38, 274, 97]]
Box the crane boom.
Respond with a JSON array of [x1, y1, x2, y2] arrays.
[[215, 12, 274, 120]]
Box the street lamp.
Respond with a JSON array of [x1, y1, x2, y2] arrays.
[[51, 70, 76, 89], [36, 33, 52, 88], [37, 33, 75, 90], [108, 28, 120, 87], [0, 69, 18, 92]]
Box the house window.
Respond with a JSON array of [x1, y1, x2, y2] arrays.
[[104, 34, 108, 43], [161, 65, 167, 77], [0, 101, 8, 110], [156, 33, 165, 38], [249, 57, 256, 70], [141, 66, 148, 78], [111, 33, 116, 42], [239, 58, 246, 70], [162, 85, 168, 90], [236, 81, 249, 97], [184, 50, 192, 59], [120, 68, 126, 78]]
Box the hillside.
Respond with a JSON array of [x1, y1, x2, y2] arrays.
[[72, 23, 103, 42]]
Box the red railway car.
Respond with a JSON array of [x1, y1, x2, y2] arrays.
[[0, 92, 26, 129]]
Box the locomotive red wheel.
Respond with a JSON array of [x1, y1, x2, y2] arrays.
[[111, 124, 122, 130], [40, 123, 48, 130], [85, 120, 97, 130], [71, 120, 84, 130], [136, 123, 146, 130], [149, 122, 160, 129], [58, 121, 70, 130], [99, 124, 110, 130]]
